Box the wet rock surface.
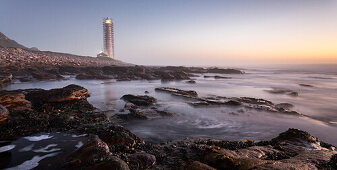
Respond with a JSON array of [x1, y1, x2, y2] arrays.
[[156, 87, 301, 115]]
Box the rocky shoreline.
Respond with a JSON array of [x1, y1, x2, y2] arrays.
[[0, 47, 244, 85], [0, 85, 336, 169]]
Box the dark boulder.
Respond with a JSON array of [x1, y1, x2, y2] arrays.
[[128, 152, 156, 170], [271, 128, 319, 146], [121, 94, 156, 106], [84, 124, 144, 148], [185, 161, 216, 170], [65, 135, 111, 168], [25, 84, 89, 109], [275, 103, 294, 111], [88, 156, 130, 170], [328, 154, 337, 169], [31, 72, 59, 80]]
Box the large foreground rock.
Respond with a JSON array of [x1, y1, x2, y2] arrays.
[[0, 85, 105, 140], [65, 135, 130, 170], [146, 128, 336, 169]]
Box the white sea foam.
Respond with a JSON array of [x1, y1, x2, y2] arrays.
[[33, 144, 61, 153], [75, 141, 83, 148], [71, 134, 87, 138], [24, 135, 53, 142], [0, 145, 15, 152], [5, 152, 60, 170]]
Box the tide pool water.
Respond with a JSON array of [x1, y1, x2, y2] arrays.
[[3, 67, 337, 146]]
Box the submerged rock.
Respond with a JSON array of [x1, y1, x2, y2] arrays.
[[299, 83, 314, 87], [265, 88, 299, 97], [121, 94, 156, 106], [204, 75, 231, 79], [186, 80, 196, 84], [155, 87, 198, 98]]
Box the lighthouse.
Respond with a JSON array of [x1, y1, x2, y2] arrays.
[[103, 17, 114, 58]]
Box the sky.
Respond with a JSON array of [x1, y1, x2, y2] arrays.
[[0, 0, 337, 66]]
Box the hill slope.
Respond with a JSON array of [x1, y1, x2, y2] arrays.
[[0, 32, 28, 49]]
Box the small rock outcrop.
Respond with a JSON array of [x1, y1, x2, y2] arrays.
[[155, 87, 198, 98], [265, 88, 299, 96], [155, 87, 300, 115], [121, 95, 156, 106]]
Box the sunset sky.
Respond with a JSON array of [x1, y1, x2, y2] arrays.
[[1, 0, 337, 66]]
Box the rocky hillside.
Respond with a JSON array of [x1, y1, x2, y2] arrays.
[[0, 32, 28, 49], [0, 46, 129, 68], [0, 32, 129, 70]]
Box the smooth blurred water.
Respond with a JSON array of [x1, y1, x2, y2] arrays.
[[3, 66, 337, 146], [0, 132, 88, 169]]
